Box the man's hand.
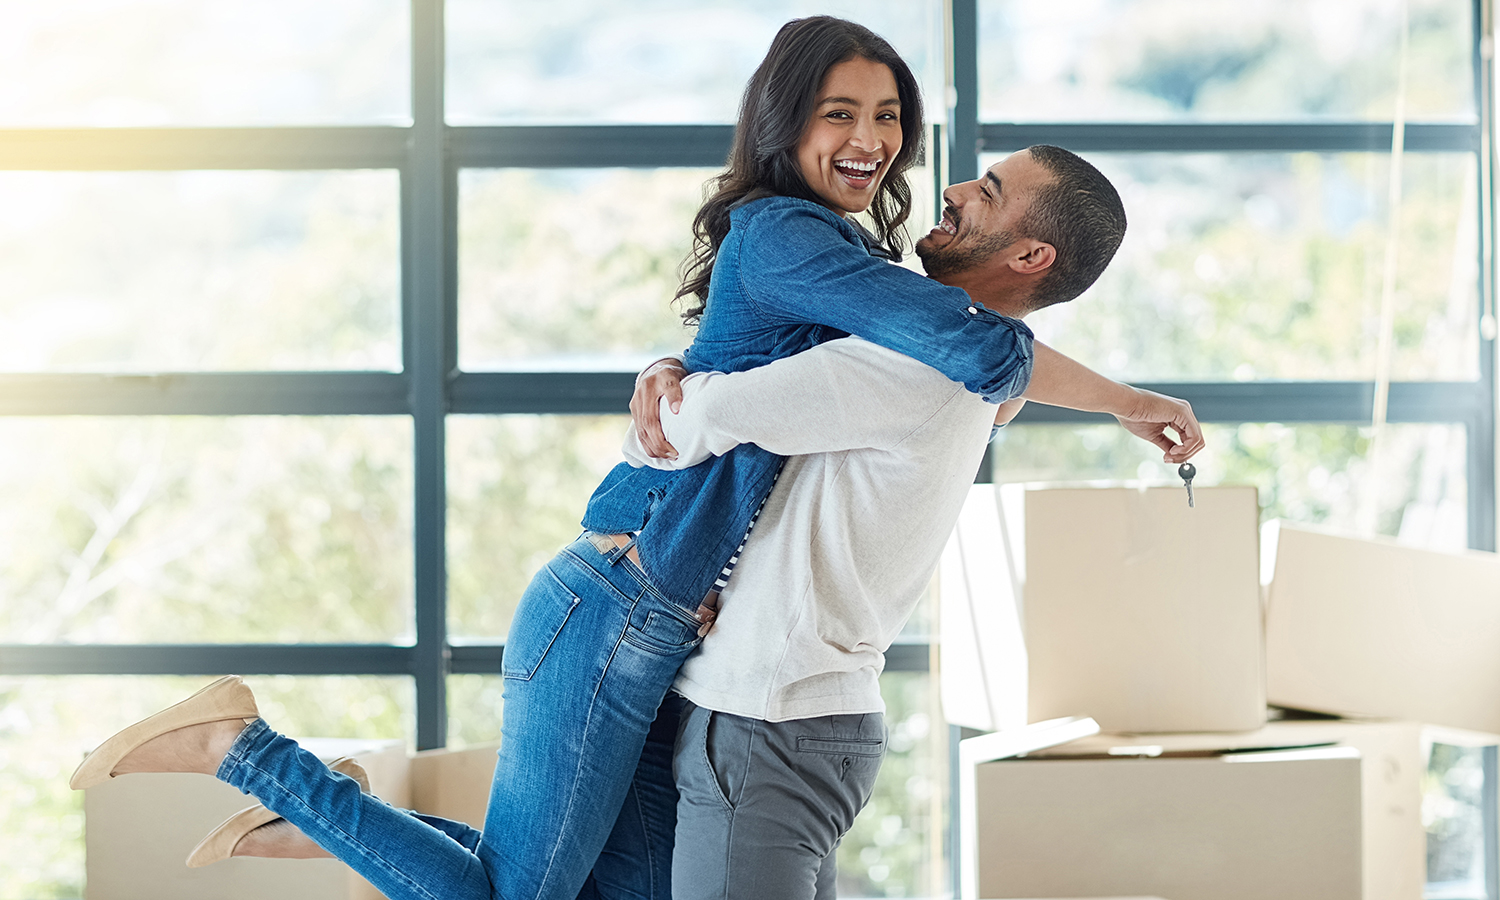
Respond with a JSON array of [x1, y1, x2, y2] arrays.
[[631, 358, 686, 459], [1114, 388, 1203, 463]]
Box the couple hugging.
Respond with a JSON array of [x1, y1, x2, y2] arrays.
[[68, 15, 1202, 900]]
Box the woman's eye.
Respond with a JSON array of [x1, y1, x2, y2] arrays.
[[826, 111, 852, 120]]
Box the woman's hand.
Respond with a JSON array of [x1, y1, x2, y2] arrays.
[[1114, 388, 1204, 463], [631, 358, 686, 459], [993, 398, 1027, 426]]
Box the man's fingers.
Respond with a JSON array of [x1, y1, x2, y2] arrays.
[[639, 401, 677, 459], [653, 396, 679, 458], [1146, 432, 1178, 458], [1175, 415, 1205, 458], [643, 424, 674, 459], [629, 358, 685, 460], [1165, 419, 1204, 462], [1117, 391, 1206, 464]]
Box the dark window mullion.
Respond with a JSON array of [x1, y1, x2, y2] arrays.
[[409, 0, 449, 751], [447, 372, 1488, 425], [0, 644, 415, 676], [1470, 0, 1498, 554], [0, 372, 409, 415], [450, 124, 734, 168], [0, 126, 409, 170], [977, 121, 1479, 153]]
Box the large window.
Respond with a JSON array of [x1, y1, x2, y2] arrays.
[[2, 2, 1493, 898], [969, 0, 1493, 557]]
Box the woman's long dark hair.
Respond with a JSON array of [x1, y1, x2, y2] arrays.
[[676, 16, 925, 323]]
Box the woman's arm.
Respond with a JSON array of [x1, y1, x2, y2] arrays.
[[735, 202, 1036, 404], [993, 398, 1026, 426]]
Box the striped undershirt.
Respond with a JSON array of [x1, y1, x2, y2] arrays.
[[711, 462, 785, 594]]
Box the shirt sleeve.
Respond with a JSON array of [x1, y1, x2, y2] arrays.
[[737, 202, 1035, 403], [619, 338, 968, 470]]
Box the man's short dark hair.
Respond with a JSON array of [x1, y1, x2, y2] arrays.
[[1019, 145, 1127, 311]]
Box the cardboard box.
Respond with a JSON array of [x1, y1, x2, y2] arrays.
[[972, 744, 1364, 900], [956, 717, 1103, 900], [84, 737, 408, 900], [409, 741, 499, 828], [1264, 522, 1500, 733], [963, 720, 1491, 900], [941, 483, 1264, 734]]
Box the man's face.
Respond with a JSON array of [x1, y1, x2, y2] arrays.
[[915, 151, 1051, 280]]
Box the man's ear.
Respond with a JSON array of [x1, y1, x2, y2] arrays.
[[1008, 240, 1056, 276]]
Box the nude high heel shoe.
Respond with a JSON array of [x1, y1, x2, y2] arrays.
[[185, 756, 370, 867], [69, 675, 260, 790]]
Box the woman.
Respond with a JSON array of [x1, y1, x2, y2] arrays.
[[70, 16, 1193, 900]]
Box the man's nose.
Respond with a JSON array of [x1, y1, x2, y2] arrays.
[[944, 179, 981, 207]]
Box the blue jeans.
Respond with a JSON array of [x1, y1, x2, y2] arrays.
[[217, 534, 703, 900]]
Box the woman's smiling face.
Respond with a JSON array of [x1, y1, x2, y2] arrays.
[[795, 56, 903, 217]]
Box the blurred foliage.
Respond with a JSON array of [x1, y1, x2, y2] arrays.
[[0, 418, 413, 645], [980, 0, 1472, 121], [0, 0, 409, 126], [837, 671, 949, 898], [1003, 152, 1479, 383], [446, 675, 507, 749], [446, 415, 627, 639], [0, 171, 401, 372], [446, 0, 944, 125], [1425, 743, 1487, 891], [458, 170, 707, 370]]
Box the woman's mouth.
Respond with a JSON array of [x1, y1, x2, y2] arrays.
[[833, 158, 882, 188]]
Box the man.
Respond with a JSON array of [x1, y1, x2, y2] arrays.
[[625, 145, 1199, 899]]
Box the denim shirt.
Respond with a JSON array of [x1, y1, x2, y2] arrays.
[[581, 195, 1035, 611]]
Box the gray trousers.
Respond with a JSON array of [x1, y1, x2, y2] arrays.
[[671, 699, 886, 899]]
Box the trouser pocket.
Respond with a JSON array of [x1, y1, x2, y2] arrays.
[[502, 564, 582, 680]]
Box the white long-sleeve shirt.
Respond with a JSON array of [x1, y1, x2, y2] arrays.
[[621, 336, 997, 722]]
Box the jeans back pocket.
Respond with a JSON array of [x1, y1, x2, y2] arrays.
[[502, 564, 582, 680]]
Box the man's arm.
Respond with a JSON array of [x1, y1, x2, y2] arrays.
[[621, 339, 964, 471], [632, 342, 1203, 464], [1022, 341, 1203, 463]]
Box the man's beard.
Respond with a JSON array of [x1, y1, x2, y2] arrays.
[[916, 225, 1017, 281]]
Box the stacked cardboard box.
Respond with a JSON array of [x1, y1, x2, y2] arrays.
[[940, 484, 1500, 900]]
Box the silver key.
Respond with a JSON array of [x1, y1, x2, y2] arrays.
[[1178, 462, 1196, 508]]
